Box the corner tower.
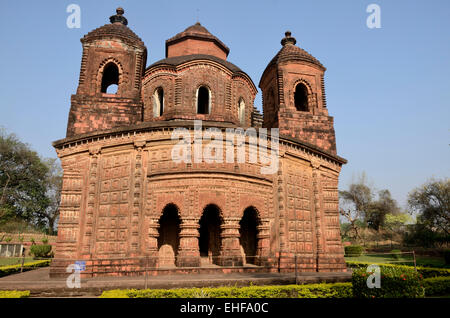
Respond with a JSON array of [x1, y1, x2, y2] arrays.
[[259, 31, 337, 155], [66, 8, 147, 137]]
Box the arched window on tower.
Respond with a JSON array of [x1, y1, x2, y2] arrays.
[[294, 83, 309, 112], [153, 87, 164, 117], [238, 98, 246, 125], [101, 62, 119, 94], [197, 86, 210, 114]]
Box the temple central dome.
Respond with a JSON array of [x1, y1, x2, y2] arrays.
[[165, 22, 230, 60]]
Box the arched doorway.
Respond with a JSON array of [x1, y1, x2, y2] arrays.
[[198, 204, 222, 265], [157, 204, 181, 267], [239, 207, 260, 265]]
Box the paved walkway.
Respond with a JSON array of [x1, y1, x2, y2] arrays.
[[0, 267, 352, 297]]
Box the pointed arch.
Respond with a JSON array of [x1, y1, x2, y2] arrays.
[[293, 79, 312, 112], [98, 57, 124, 94]]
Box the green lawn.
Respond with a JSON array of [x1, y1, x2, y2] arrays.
[[0, 257, 34, 267], [345, 254, 448, 268]]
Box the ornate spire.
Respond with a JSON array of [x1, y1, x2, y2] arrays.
[[109, 7, 128, 26], [281, 31, 297, 46]]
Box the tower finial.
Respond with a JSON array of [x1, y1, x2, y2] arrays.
[[281, 30, 296, 46], [110, 7, 128, 25]]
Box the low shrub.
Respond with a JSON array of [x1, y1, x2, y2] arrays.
[[423, 277, 450, 297], [100, 277, 450, 299], [444, 250, 450, 265], [352, 265, 425, 298], [390, 249, 402, 260], [345, 245, 364, 257], [100, 283, 353, 299], [0, 291, 30, 298], [346, 261, 450, 278], [101, 289, 130, 298], [0, 260, 51, 278], [30, 244, 52, 258]]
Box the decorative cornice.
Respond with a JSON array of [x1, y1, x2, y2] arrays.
[[53, 121, 346, 166]]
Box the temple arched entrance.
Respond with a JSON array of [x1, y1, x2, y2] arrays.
[[198, 204, 223, 266], [157, 204, 181, 267], [239, 207, 260, 265]]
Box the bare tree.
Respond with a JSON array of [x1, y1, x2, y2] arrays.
[[339, 173, 373, 242]]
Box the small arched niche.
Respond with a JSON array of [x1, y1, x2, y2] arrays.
[[197, 86, 211, 114], [294, 82, 309, 112], [153, 87, 164, 117], [238, 98, 246, 125], [101, 62, 120, 94]]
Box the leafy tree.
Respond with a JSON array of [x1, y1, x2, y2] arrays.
[[407, 178, 450, 236], [340, 173, 402, 244], [384, 213, 412, 233], [384, 212, 412, 243], [366, 190, 401, 231], [404, 178, 450, 247], [0, 129, 49, 226], [32, 158, 62, 235]]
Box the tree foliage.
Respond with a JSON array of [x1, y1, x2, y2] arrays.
[[405, 178, 450, 247], [408, 178, 450, 236], [366, 189, 401, 231], [33, 158, 62, 235], [0, 130, 49, 223], [339, 173, 404, 243], [0, 129, 62, 234]]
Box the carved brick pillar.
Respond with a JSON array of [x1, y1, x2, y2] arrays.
[[81, 147, 101, 258], [277, 159, 290, 269], [130, 140, 145, 256], [256, 219, 271, 266], [311, 160, 325, 271], [176, 217, 201, 267], [219, 217, 243, 266], [146, 217, 159, 267]]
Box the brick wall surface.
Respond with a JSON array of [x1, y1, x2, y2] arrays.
[[51, 12, 347, 276]]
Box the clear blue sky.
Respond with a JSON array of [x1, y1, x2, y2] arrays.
[[0, 0, 449, 208]]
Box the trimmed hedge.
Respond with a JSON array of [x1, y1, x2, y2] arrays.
[[344, 245, 364, 257], [100, 283, 353, 298], [0, 291, 30, 298], [352, 265, 425, 298], [423, 277, 450, 297], [346, 261, 450, 278], [444, 250, 450, 265], [30, 244, 52, 258], [100, 277, 450, 298], [0, 260, 51, 278]]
